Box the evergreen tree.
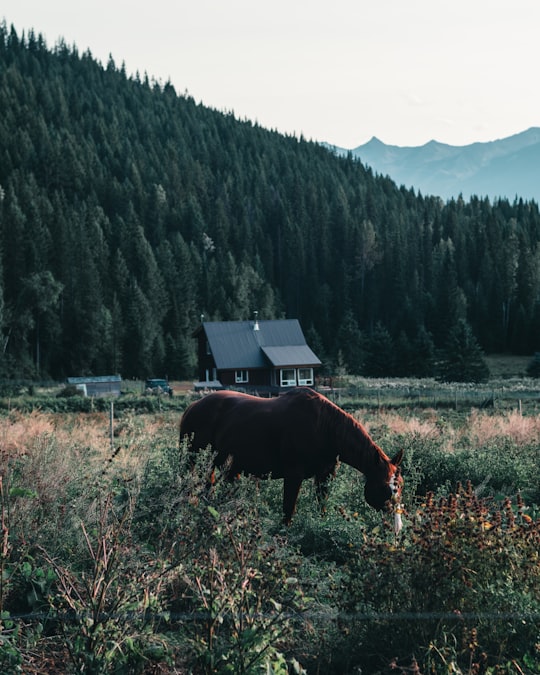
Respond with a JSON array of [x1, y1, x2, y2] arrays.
[[436, 319, 490, 383], [335, 311, 364, 375], [362, 324, 395, 377], [409, 326, 436, 378], [20, 271, 63, 376]]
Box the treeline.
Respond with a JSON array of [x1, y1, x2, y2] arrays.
[[1, 23, 540, 380]]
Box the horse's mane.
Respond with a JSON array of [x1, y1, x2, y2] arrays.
[[303, 390, 390, 474], [314, 392, 369, 446]]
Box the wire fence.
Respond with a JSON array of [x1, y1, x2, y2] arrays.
[[7, 608, 540, 624], [324, 383, 540, 411]]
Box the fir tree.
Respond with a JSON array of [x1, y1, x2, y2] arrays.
[[437, 319, 490, 383]]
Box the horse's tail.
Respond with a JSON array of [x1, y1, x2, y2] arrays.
[[179, 398, 209, 450], [179, 392, 229, 454]]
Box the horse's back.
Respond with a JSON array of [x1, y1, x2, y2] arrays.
[[181, 388, 318, 436], [180, 388, 332, 478]]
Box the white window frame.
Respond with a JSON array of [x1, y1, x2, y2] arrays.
[[280, 368, 297, 387], [297, 368, 314, 386], [235, 370, 249, 383]]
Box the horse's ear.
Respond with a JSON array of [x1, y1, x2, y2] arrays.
[[391, 449, 404, 466]]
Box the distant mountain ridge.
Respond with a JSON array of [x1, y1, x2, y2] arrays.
[[329, 127, 540, 203]]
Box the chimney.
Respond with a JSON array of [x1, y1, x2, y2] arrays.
[[253, 310, 260, 331]]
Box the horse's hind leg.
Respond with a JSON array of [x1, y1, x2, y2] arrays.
[[283, 477, 302, 525]]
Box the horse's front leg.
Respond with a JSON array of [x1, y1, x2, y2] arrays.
[[314, 465, 337, 516], [282, 476, 302, 525]]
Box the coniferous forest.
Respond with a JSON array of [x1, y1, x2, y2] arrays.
[[1, 23, 540, 381]]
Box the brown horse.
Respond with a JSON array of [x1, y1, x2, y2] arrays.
[[179, 387, 403, 525]]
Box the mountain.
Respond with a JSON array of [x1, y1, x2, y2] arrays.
[[330, 128, 540, 203]]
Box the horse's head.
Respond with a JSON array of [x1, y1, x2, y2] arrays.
[[364, 449, 404, 511]]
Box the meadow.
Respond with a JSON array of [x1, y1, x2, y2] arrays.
[[0, 383, 539, 674]]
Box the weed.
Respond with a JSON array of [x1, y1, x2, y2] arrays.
[[339, 486, 540, 673]]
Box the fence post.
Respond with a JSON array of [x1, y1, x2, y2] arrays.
[[110, 400, 114, 452]]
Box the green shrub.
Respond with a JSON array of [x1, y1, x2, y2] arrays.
[[134, 441, 312, 673], [395, 430, 539, 504], [176, 503, 308, 674], [56, 384, 84, 398]]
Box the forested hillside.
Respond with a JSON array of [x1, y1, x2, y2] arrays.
[[1, 23, 540, 380]]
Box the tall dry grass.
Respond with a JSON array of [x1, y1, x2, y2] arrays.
[[357, 407, 540, 449], [0, 409, 177, 470], [0, 410, 178, 556], [465, 408, 540, 445]]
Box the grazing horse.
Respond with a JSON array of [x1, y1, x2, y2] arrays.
[[179, 387, 403, 526]]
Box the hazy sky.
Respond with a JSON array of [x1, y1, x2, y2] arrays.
[[3, 1, 540, 149]]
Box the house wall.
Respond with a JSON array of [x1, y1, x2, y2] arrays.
[[218, 369, 272, 388], [67, 377, 121, 397], [86, 382, 121, 397], [196, 334, 217, 382]]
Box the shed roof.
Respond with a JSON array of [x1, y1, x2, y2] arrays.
[[198, 320, 321, 370], [67, 375, 121, 384]]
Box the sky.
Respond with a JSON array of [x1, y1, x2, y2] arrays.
[[2, 0, 540, 149]]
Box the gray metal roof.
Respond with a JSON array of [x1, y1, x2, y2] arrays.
[[261, 345, 320, 367], [67, 375, 121, 384], [202, 320, 321, 370]]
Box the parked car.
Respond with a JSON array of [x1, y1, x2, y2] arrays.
[[144, 378, 173, 396]]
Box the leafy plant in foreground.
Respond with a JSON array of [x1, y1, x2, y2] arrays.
[[42, 493, 171, 674], [339, 484, 540, 674], [174, 499, 308, 674], [0, 476, 22, 672]]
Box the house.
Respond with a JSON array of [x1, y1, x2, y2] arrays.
[[193, 318, 321, 394], [66, 375, 122, 397]]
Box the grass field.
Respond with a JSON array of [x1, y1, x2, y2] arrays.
[[484, 354, 531, 378], [1, 379, 539, 673]]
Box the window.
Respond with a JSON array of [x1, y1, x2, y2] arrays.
[[298, 368, 314, 386], [235, 370, 249, 383], [280, 368, 297, 387]]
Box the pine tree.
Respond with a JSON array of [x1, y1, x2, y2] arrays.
[[363, 323, 395, 377], [409, 326, 436, 377], [335, 311, 364, 375], [437, 319, 490, 383]]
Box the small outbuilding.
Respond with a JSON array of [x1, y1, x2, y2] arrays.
[[66, 375, 122, 397], [193, 318, 321, 394]]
